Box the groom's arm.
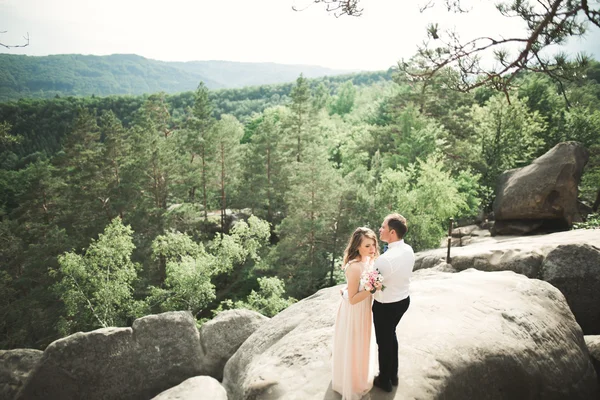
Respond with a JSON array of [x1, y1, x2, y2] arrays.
[[373, 255, 391, 277]]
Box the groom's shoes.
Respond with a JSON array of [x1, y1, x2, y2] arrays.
[[391, 376, 399, 386], [373, 376, 393, 392]]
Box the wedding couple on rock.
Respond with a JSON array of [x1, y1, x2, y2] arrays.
[[332, 213, 415, 399]]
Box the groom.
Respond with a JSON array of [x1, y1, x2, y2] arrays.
[[372, 213, 415, 392]]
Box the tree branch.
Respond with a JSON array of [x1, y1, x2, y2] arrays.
[[293, 0, 363, 17], [402, 0, 594, 96], [0, 31, 30, 49], [67, 273, 107, 328], [307, 0, 596, 96], [581, 0, 600, 28]]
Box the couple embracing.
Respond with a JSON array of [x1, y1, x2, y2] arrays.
[[332, 213, 415, 399]]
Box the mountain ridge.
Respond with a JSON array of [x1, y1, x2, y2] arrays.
[[0, 53, 359, 102]]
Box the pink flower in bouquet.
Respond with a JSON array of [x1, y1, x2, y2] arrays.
[[360, 268, 385, 294]]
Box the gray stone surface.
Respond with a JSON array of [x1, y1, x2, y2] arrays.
[[16, 311, 203, 400], [151, 376, 227, 400], [491, 219, 544, 235], [443, 225, 492, 248], [222, 270, 598, 399], [541, 244, 600, 334], [199, 309, 268, 380], [413, 262, 457, 276], [493, 141, 589, 234], [0, 349, 42, 400], [417, 228, 600, 278], [451, 225, 478, 237], [586, 336, 600, 387], [418, 229, 600, 335]]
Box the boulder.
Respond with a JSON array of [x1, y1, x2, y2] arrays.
[[0, 349, 43, 400], [417, 229, 600, 335], [451, 225, 479, 238], [199, 309, 268, 380], [16, 311, 203, 400], [443, 225, 492, 248], [413, 262, 457, 276], [422, 262, 456, 273], [440, 236, 462, 248], [471, 229, 491, 238], [417, 253, 449, 270], [491, 219, 544, 236], [540, 244, 600, 334], [222, 270, 598, 399], [151, 376, 227, 400], [416, 228, 600, 279], [586, 336, 600, 386], [493, 141, 589, 235]]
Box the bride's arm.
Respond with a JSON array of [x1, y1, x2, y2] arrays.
[[346, 263, 372, 305]]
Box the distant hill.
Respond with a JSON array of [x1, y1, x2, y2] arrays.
[[0, 54, 357, 102], [168, 60, 355, 89], [0, 69, 395, 159]]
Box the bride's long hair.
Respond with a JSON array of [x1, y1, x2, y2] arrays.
[[342, 227, 379, 267]]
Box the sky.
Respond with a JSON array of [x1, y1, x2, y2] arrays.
[[1, 0, 599, 71]]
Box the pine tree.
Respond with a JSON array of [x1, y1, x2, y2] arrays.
[[289, 74, 312, 162], [273, 145, 344, 297], [211, 115, 243, 235], [238, 107, 289, 223], [100, 111, 129, 220], [184, 83, 216, 220], [127, 94, 179, 282]]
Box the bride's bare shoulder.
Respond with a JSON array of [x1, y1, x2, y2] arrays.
[[344, 259, 361, 271]]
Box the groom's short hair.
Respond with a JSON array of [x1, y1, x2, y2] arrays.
[[385, 213, 408, 239]]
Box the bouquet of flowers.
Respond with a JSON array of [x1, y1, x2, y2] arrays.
[[360, 268, 385, 294]]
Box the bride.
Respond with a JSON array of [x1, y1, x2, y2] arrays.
[[332, 227, 380, 399]]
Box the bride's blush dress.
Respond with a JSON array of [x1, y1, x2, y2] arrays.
[[331, 260, 377, 400]]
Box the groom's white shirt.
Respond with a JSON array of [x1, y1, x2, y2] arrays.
[[373, 239, 415, 303]]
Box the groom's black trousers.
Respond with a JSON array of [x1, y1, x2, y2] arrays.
[[372, 296, 410, 381]]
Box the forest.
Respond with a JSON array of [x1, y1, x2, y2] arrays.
[[1, 61, 599, 351], [0, 54, 355, 101]]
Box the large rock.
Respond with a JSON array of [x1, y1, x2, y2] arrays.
[[417, 229, 600, 335], [492, 219, 545, 235], [541, 244, 600, 334], [442, 225, 491, 248], [151, 376, 227, 400], [0, 349, 43, 400], [416, 228, 600, 278], [199, 309, 268, 380], [16, 311, 203, 400], [586, 336, 600, 386], [222, 270, 598, 399], [493, 141, 589, 234]]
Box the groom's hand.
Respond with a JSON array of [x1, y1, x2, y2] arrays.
[[340, 288, 349, 299]]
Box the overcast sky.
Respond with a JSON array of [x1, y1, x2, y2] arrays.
[[1, 0, 598, 71]]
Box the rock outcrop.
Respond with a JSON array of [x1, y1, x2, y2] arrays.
[[151, 376, 227, 400], [586, 336, 600, 386], [199, 309, 268, 380], [493, 141, 589, 235], [443, 224, 491, 248], [16, 311, 203, 400], [0, 349, 43, 400], [540, 244, 600, 335], [222, 270, 598, 399], [417, 229, 600, 334]]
